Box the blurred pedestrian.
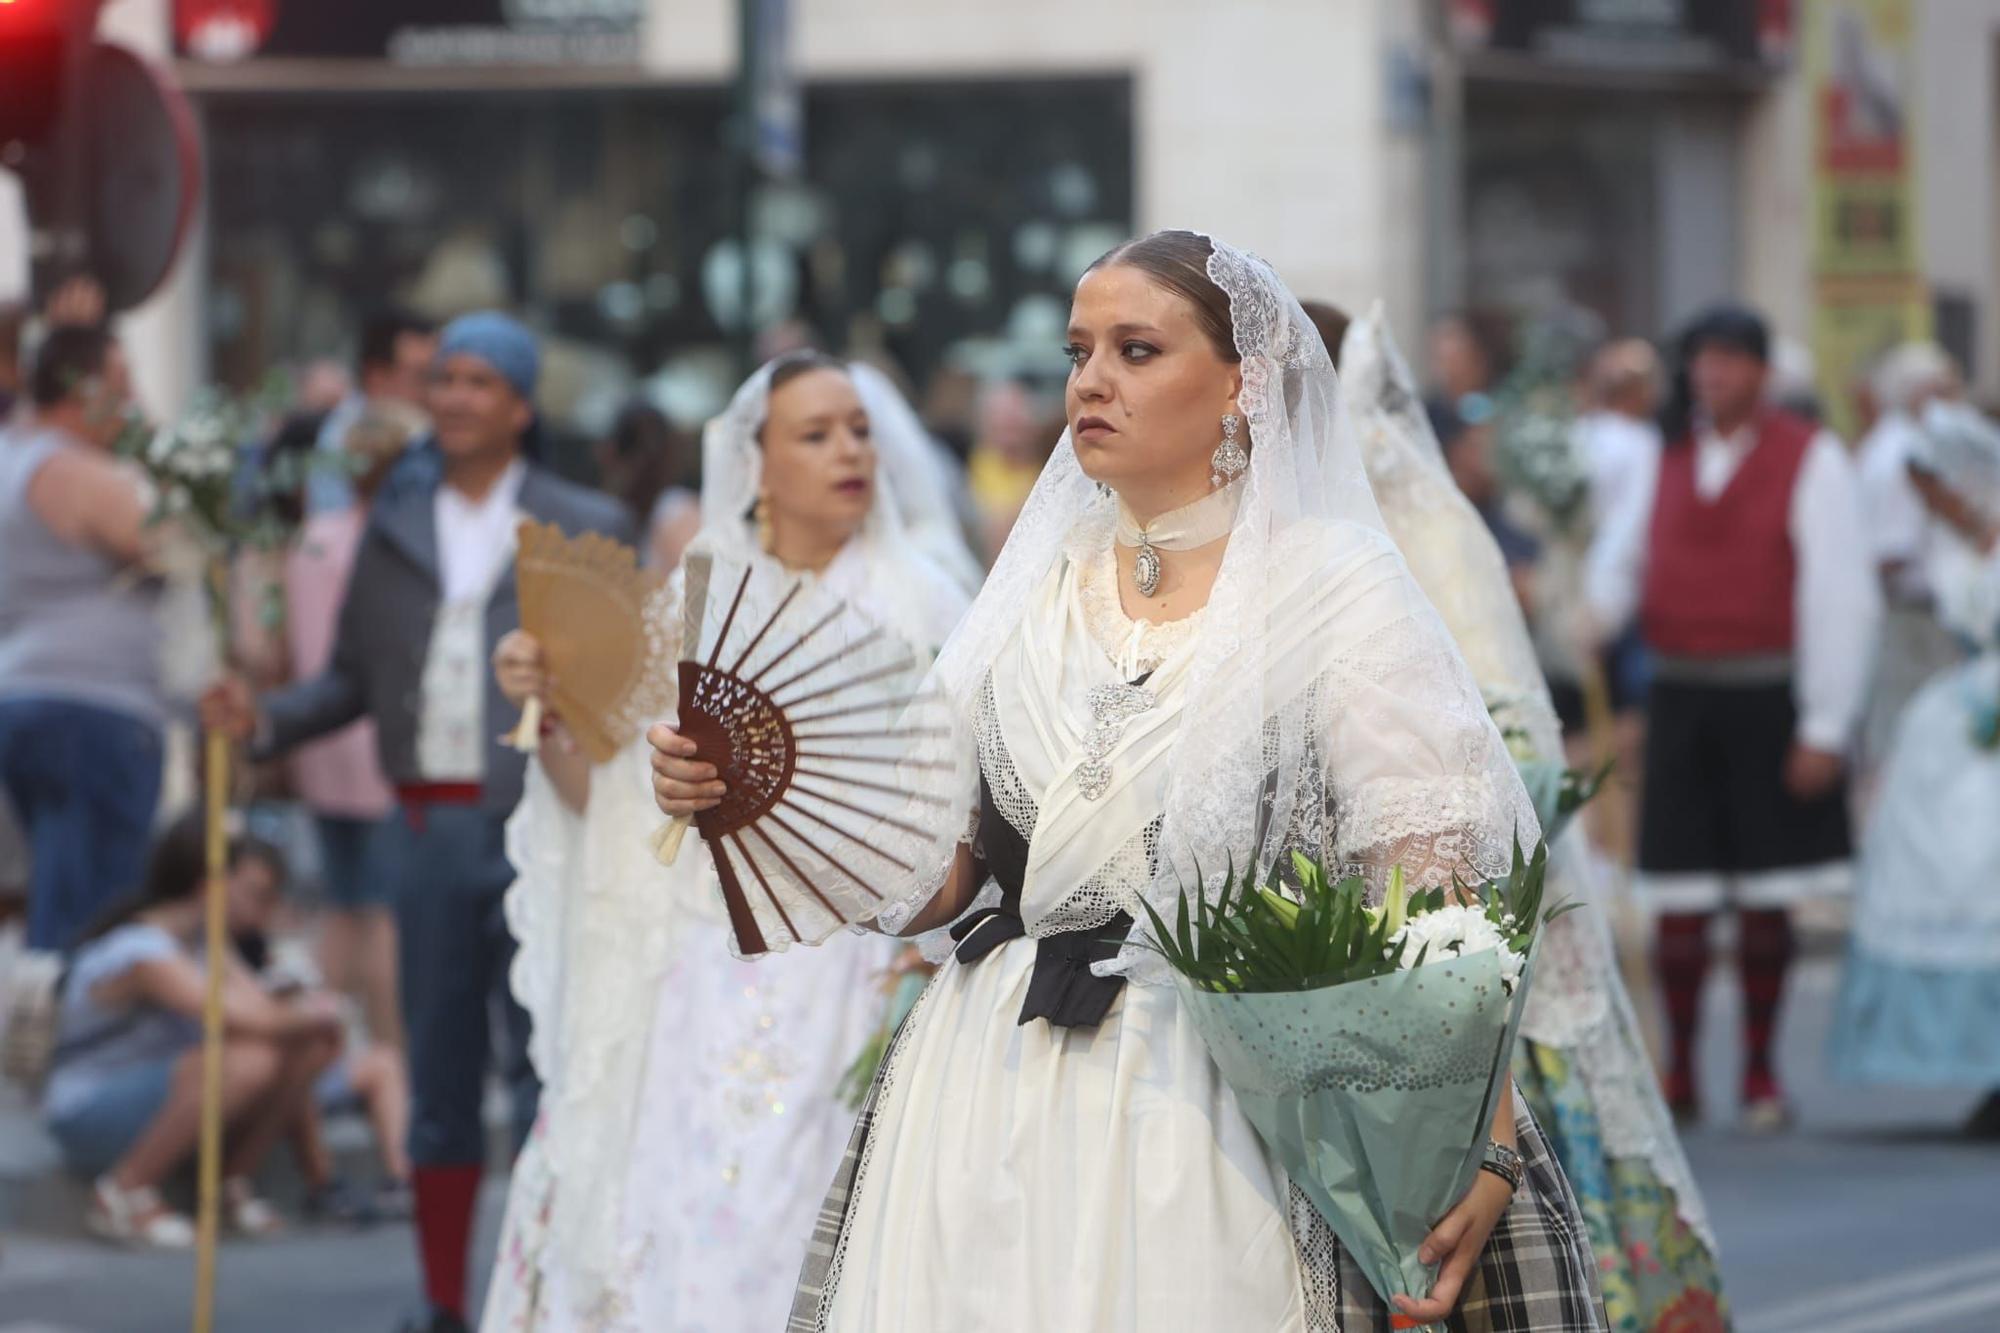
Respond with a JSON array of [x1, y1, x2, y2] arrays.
[[229, 835, 413, 1223], [0, 299, 25, 420], [1572, 338, 1662, 741], [202, 311, 633, 1333], [1594, 305, 1880, 1130], [1767, 335, 1825, 424], [0, 327, 166, 952], [307, 310, 437, 516], [296, 358, 354, 418], [594, 400, 700, 571], [1427, 393, 1540, 614], [1425, 308, 1512, 427], [45, 815, 343, 1247], [1831, 399, 2000, 1140], [1855, 342, 1962, 775], [965, 377, 1050, 560], [280, 402, 424, 1073]]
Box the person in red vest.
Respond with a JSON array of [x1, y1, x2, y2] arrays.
[[1587, 305, 1881, 1132]]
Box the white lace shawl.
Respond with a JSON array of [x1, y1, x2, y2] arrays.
[[1340, 303, 1714, 1250], [503, 720, 687, 1314], [970, 516, 1536, 957]]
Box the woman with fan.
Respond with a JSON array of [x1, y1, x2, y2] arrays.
[[654, 232, 1606, 1332], [482, 351, 975, 1333]]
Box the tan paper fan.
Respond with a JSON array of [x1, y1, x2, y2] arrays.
[[511, 519, 676, 765]]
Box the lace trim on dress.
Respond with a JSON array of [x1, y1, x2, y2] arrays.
[[1075, 543, 1206, 678]]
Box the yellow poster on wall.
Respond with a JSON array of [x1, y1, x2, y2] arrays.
[[1805, 0, 1930, 440]]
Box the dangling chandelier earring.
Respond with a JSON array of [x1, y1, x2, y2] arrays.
[[755, 492, 775, 553], [1211, 413, 1248, 489]]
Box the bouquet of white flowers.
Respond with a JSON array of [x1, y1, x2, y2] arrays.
[[1140, 844, 1573, 1326], [116, 382, 325, 699]]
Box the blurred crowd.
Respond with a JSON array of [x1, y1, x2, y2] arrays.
[[2, 264, 1997, 1283]]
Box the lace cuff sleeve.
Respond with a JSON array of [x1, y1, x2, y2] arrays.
[[1324, 610, 1541, 893]]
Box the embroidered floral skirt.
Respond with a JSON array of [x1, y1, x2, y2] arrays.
[[1514, 1041, 1729, 1333]]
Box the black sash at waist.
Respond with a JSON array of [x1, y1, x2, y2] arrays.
[[949, 903, 1132, 1030], [960, 767, 1132, 1029]]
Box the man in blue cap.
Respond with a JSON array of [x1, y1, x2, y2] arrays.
[[206, 312, 633, 1333]]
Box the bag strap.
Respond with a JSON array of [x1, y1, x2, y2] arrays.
[[45, 960, 146, 1069]]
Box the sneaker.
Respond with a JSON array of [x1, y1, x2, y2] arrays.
[[223, 1176, 285, 1237], [1741, 1097, 1792, 1133], [397, 1310, 470, 1333], [1964, 1091, 2000, 1141], [1740, 1072, 1792, 1134], [85, 1177, 196, 1249], [303, 1177, 379, 1227], [372, 1179, 414, 1222]]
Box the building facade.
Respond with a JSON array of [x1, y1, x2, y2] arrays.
[[3, 0, 1997, 425]]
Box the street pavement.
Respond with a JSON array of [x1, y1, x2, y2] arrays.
[[1, 956, 1995, 1332]]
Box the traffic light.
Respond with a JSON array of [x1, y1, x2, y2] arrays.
[[1, 0, 197, 312], [0, 0, 101, 152]]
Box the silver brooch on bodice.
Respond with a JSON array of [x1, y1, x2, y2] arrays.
[[1077, 682, 1157, 801]]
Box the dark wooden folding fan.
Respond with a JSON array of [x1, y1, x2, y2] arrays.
[[661, 552, 961, 956]]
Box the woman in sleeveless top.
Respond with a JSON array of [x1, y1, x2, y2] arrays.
[[0, 328, 167, 952]]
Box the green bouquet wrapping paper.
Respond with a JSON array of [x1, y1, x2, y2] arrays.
[[1173, 938, 1541, 1327]]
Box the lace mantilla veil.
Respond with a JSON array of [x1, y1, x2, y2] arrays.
[[686, 355, 979, 650], [1340, 302, 1716, 1251], [871, 235, 1538, 987]]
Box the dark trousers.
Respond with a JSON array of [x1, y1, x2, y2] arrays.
[[0, 697, 163, 951], [385, 803, 538, 1166]]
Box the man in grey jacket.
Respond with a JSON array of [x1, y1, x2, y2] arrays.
[[205, 312, 632, 1333]]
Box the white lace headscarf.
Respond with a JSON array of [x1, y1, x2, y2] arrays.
[[876, 233, 1537, 982], [687, 353, 978, 651], [1340, 302, 1563, 760], [847, 361, 986, 599], [1915, 399, 2000, 645]]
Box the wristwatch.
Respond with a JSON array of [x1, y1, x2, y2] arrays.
[[1480, 1141, 1524, 1193]]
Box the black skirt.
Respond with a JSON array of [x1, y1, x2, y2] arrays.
[[1638, 677, 1851, 878]]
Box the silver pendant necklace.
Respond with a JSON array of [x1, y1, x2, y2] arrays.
[[1114, 478, 1244, 597]]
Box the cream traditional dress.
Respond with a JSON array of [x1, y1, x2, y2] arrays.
[[483, 360, 975, 1333], [787, 239, 1606, 1333]]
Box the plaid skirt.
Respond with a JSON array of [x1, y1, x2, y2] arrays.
[[789, 980, 1609, 1333]]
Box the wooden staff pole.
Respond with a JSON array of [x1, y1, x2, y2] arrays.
[[191, 725, 229, 1333]]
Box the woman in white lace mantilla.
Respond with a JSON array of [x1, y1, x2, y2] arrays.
[[1335, 302, 1726, 1332], [654, 232, 1607, 1332], [481, 352, 975, 1333]]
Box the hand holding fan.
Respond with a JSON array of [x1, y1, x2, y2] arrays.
[[506, 520, 677, 765], [657, 552, 965, 957]]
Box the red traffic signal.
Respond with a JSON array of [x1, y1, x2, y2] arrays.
[[0, 0, 101, 150]]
